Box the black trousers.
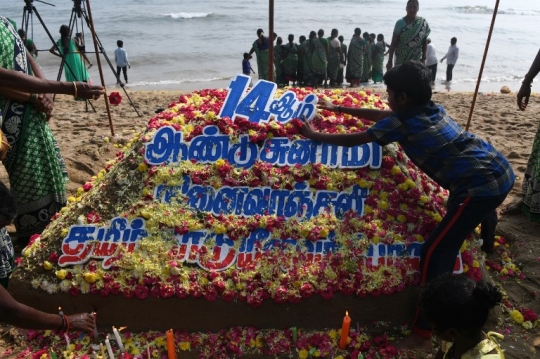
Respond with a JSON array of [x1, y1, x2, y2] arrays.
[[427, 63, 437, 83], [446, 64, 454, 82], [116, 66, 128, 83]]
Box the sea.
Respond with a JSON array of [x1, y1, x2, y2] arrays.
[[3, 0, 540, 93]]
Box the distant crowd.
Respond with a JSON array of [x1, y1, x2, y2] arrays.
[[245, 28, 389, 88]]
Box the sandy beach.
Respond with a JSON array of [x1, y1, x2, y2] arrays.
[[1, 88, 539, 358]]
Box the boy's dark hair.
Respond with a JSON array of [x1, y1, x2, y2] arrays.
[[383, 61, 432, 105], [17, 29, 26, 38], [243, 52, 249, 59], [421, 274, 502, 336], [0, 182, 17, 223], [338, 35, 344, 42], [451, 37, 457, 44], [117, 40, 123, 47]]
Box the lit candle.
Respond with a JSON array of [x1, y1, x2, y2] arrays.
[[339, 311, 351, 349], [105, 335, 115, 359], [58, 307, 64, 315], [100, 343, 106, 358], [93, 312, 99, 339], [166, 329, 176, 359], [112, 326, 125, 352]]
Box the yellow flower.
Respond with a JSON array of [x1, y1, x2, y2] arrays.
[[298, 349, 309, 359], [55, 269, 67, 280], [178, 342, 191, 351], [138, 163, 148, 173], [328, 329, 338, 340], [214, 159, 226, 167], [472, 260, 480, 268], [68, 196, 77, 203], [43, 261, 53, 270], [397, 214, 407, 223], [320, 228, 329, 237], [83, 272, 99, 283], [214, 224, 227, 234], [510, 309, 524, 324]]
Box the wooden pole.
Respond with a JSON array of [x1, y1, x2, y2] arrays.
[[268, 0, 274, 82], [85, 0, 115, 137], [465, 0, 500, 132]]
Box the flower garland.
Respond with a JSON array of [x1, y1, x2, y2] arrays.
[[14, 324, 418, 359], [16, 87, 480, 303]]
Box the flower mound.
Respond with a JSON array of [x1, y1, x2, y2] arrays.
[[17, 87, 480, 303]]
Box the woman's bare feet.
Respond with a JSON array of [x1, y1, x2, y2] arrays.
[[500, 199, 524, 215]]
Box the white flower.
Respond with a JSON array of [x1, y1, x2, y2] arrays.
[[4, 115, 22, 134]]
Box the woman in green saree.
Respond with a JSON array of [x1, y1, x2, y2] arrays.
[[308, 31, 327, 88], [386, 0, 430, 71], [248, 29, 270, 81], [49, 25, 90, 83], [361, 32, 372, 83], [372, 34, 386, 83], [346, 28, 365, 87], [0, 17, 68, 247], [282, 34, 299, 86], [326, 29, 342, 87]]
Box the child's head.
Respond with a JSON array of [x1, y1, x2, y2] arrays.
[[276, 36, 283, 45], [59, 25, 70, 39], [0, 182, 17, 229], [422, 274, 502, 341], [17, 29, 26, 40], [383, 61, 432, 108], [338, 35, 344, 43], [243, 52, 249, 60], [451, 37, 457, 45], [299, 35, 306, 43], [377, 34, 384, 42], [117, 40, 124, 48]]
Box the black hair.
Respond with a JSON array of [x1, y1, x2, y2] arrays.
[[117, 40, 123, 47], [243, 52, 249, 59], [0, 182, 17, 223], [421, 274, 502, 336], [407, 0, 419, 4], [317, 29, 324, 36], [59, 25, 70, 39], [383, 61, 432, 105], [17, 29, 26, 37], [288, 34, 294, 42], [451, 37, 457, 44], [256, 29, 264, 36], [338, 35, 344, 42], [299, 35, 306, 43], [354, 28, 361, 36], [331, 28, 338, 37]]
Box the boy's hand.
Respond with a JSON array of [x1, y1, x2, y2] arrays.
[[300, 116, 317, 138], [317, 100, 337, 112]]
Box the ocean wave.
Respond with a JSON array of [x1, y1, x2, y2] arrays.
[[162, 12, 212, 20], [130, 77, 230, 87], [451, 5, 540, 15]]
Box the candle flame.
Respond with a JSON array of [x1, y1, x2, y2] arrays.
[[119, 327, 127, 331], [346, 311, 349, 316]]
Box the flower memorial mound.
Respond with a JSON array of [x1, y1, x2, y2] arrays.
[[11, 86, 481, 335]]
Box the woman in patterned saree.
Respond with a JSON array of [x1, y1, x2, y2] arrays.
[[346, 28, 365, 87], [0, 17, 67, 248], [386, 0, 430, 71]]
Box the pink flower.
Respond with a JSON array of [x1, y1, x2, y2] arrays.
[[134, 285, 149, 299]]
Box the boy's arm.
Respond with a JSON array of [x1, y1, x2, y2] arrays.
[[319, 100, 392, 123], [300, 119, 374, 147]]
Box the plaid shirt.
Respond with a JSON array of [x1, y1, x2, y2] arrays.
[[0, 227, 14, 279], [367, 102, 515, 198]]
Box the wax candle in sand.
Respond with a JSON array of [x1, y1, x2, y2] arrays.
[[105, 336, 115, 359], [112, 326, 125, 352], [339, 311, 351, 349], [166, 329, 176, 359]]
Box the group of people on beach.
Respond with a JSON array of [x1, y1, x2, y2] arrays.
[[246, 28, 390, 88], [1, 0, 540, 356]]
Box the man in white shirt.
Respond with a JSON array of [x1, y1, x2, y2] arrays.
[[425, 38, 438, 85], [440, 37, 459, 82]]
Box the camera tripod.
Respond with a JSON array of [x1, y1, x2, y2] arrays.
[[54, 0, 140, 117]]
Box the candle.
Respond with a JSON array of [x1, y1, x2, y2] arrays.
[[93, 312, 99, 339], [92, 350, 98, 359], [166, 329, 176, 359], [58, 307, 64, 315], [291, 327, 297, 345], [112, 326, 125, 352], [64, 333, 71, 351], [100, 343, 106, 358], [339, 311, 351, 349], [146, 342, 151, 359], [105, 335, 115, 359]]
